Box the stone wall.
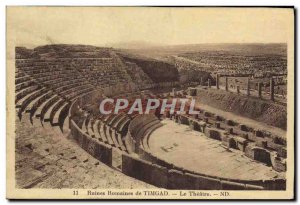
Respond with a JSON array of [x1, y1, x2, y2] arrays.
[[70, 120, 112, 166], [121, 152, 284, 190]]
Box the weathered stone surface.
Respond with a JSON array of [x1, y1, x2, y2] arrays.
[[16, 115, 155, 189]]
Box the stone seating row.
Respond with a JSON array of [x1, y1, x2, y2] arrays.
[[16, 84, 41, 104], [16, 80, 36, 93], [17, 87, 48, 120], [73, 109, 131, 153], [140, 120, 163, 151]]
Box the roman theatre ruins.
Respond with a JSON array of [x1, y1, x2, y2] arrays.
[[14, 45, 286, 190]]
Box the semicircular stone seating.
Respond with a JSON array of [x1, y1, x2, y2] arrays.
[[64, 86, 286, 191], [15, 55, 121, 131], [78, 109, 131, 153], [120, 93, 287, 190]]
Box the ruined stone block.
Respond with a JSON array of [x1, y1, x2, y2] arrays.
[[204, 127, 222, 141], [239, 124, 248, 131], [204, 111, 211, 117], [271, 155, 286, 172], [221, 134, 231, 147], [214, 122, 221, 129], [225, 119, 234, 126], [215, 115, 222, 121], [235, 136, 248, 151], [256, 138, 268, 149], [255, 130, 264, 138], [225, 127, 233, 134], [279, 147, 287, 158], [246, 146, 272, 165]]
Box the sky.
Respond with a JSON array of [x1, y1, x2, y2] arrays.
[[7, 7, 294, 48]]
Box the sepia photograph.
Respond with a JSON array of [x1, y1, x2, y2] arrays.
[[6, 6, 294, 200]]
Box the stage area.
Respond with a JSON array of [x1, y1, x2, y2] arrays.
[[149, 119, 284, 181]]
